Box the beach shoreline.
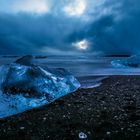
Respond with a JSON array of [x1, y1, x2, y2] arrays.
[[0, 76, 140, 140]]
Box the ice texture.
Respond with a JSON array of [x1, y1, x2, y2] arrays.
[[0, 56, 80, 118], [111, 55, 140, 68]]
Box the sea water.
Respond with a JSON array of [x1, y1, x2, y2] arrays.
[[1, 55, 140, 89]]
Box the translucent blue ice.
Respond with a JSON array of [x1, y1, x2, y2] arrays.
[[111, 55, 140, 68], [0, 58, 80, 118]]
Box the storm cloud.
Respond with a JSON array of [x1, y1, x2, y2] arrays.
[[0, 0, 139, 55]]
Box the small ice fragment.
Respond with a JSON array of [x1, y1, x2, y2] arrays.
[[111, 55, 140, 68], [79, 132, 87, 139]]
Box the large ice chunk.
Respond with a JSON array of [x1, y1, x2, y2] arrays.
[[111, 55, 140, 68], [0, 55, 80, 118]]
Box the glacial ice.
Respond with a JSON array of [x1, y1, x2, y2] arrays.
[[111, 55, 140, 68], [0, 56, 80, 118]]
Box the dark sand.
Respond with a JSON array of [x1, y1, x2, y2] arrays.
[[0, 76, 140, 140]]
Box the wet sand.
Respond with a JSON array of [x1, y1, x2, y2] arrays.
[[0, 76, 140, 140]]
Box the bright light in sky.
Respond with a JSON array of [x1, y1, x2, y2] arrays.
[[12, 0, 49, 14], [63, 0, 86, 16], [73, 39, 89, 50]]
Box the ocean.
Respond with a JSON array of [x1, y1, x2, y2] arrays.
[[1, 55, 140, 76], [1, 55, 140, 89]]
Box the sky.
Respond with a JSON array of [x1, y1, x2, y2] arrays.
[[0, 0, 139, 55]]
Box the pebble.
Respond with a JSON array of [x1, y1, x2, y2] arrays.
[[20, 126, 25, 130], [43, 117, 47, 121], [106, 131, 111, 135], [121, 128, 124, 130], [103, 107, 107, 110]]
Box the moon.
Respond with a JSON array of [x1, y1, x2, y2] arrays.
[[72, 39, 89, 50]]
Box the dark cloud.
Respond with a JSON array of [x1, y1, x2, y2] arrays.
[[67, 0, 140, 55], [0, 12, 87, 55], [0, 0, 139, 55]]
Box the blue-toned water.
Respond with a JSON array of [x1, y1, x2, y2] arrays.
[[33, 55, 140, 76], [1, 55, 140, 89], [1, 55, 140, 76]]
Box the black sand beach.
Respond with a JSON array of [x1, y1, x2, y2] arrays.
[[0, 76, 140, 140]]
